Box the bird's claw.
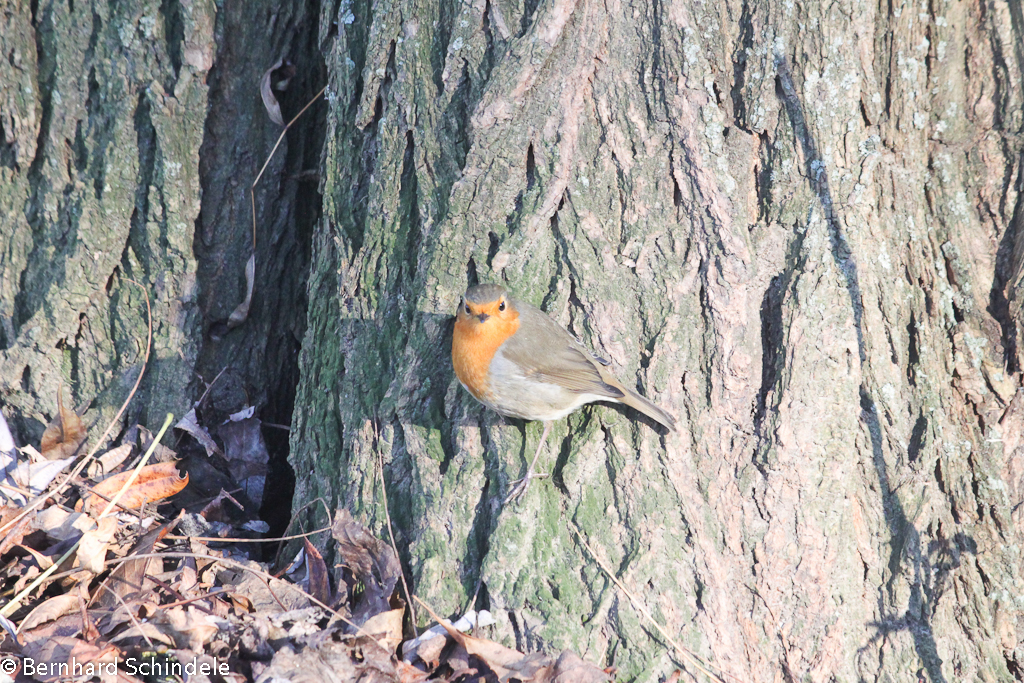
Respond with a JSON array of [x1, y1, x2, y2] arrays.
[[504, 469, 549, 504]]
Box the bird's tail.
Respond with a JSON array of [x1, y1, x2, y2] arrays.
[[618, 387, 676, 432]]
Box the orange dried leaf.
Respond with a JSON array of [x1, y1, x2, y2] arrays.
[[80, 462, 188, 515], [40, 389, 87, 460]]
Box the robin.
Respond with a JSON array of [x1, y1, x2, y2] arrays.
[[452, 283, 676, 502]]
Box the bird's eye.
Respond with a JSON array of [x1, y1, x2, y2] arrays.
[[464, 303, 471, 315], [498, 300, 506, 311]]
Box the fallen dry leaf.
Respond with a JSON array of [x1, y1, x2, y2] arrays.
[[19, 613, 82, 649], [535, 650, 614, 683], [3, 454, 75, 505], [221, 561, 310, 614], [12, 562, 41, 593], [227, 254, 256, 329], [40, 389, 87, 461], [88, 443, 134, 479], [395, 660, 430, 683], [332, 509, 401, 624], [92, 516, 179, 609], [19, 593, 81, 632], [253, 635, 398, 683], [79, 462, 188, 515], [17, 542, 56, 572], [362, 607, 404, 652], [260, 59, 285, 125], [76, 516, 117, 574], [154, 605, 225, 650], [408, 632, 445, 668], [0, 507, 34, 554], [303, 538, 331, 605], [416, 598, 585, 683], [33, 505, 88, 542], [0, 409, 14, 455], [138, 425, 178, 463], [175, 409, 222, 456], [20, 640, 79, 681], [109, 619, 177, 647], [218, 415, 268, 505], [67, 638, 121, 668]]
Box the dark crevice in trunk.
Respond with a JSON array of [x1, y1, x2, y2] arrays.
[[755, 131, 775, 223], [519, 0, 540, 37], [13, 0, 58, 340], [123, 93, 157, 281], [160, 0, 184, 88], [989, 151, 1023, 373], [753, 225, 804, 467], [431, 0, 456, 95], [399, 129, 421, 286], [0, 119, 17, 171], [193, 0, 326, 549], [731, 0, 754, 131], [754, 273, 784, 436]]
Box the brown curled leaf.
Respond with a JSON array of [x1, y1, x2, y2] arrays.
[[304, 537, 331, 605], [226, 254, 255, 329], [260, 59, 285, 125], [40, 388, 87, 461]]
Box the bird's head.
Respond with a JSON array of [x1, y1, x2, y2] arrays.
[[456, 284, 519, 330]]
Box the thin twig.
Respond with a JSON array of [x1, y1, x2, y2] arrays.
[[194, 367, 229, 410], [160, 588, 229, 610], [251, 85, 328, 248], [0, 278, 153, 539], [144, 574, 217, 616], [163, 525, 332, 544], [273, 497, 332, 568], [567, 520, 736, 683], [109, 587, 155, 648]]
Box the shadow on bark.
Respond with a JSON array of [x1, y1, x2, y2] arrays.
[[775, 51, 952, 683]]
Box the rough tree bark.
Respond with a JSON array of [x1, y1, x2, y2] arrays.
[[0, 0, 214, 446], [290, 0, 1024, 681], [0, 0, 322, 531]]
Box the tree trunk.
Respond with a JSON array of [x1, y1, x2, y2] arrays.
[[291, 0, 1024, 681], [0, 0, 322, 536], [0, 0, 214, 442]]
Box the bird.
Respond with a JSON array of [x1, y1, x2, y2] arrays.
[[451, 283, 676, 502]]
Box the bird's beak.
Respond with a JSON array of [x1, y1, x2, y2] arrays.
[[476, 313, 490, 323]]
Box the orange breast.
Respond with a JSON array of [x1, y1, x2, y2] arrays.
[[452, 314, 520, 402]]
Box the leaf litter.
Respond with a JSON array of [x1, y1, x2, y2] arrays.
[[0, 395, 615, 683]]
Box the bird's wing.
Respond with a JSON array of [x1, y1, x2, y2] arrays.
[[500, 304, 624, 398]]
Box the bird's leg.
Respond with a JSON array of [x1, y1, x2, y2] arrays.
[[505, 421, 552, 503]]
